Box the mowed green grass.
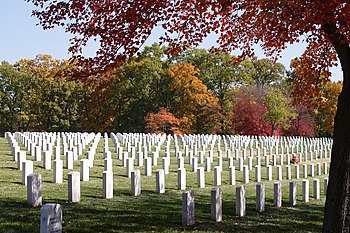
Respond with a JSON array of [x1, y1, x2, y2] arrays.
[[0, 136, 328, 232]]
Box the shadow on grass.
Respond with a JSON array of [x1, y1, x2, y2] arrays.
[[0, 189, 324, 233], [3, 167, 18, 170]]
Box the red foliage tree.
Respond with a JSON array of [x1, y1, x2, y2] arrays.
[[285, 105, 316, 137], [28, 0, 350, 231], [144, 108, 181, 135], [232, 87, 269, 136], [289, 58, 330, 110]]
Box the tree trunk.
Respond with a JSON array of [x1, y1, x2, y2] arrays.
[[271, 123, 275, 136], [323, 30, 350, 232]]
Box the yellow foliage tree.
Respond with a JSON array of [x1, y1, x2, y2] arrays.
[[317, 81, 342, 136]]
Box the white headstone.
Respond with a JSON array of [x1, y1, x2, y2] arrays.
[[302, 179, 309, 202], [289, 180, 297, 206], [126, 158, 134, 178], [243, 165, 249, 183], [324, 177, 328, 195], [229, 166, 236, 185], [214, 166, 222, 186], [35, 146, 42, 161], [192, 157, 198, 172], [205, 157, 211, 172], [323, 162, 328, 175], [276, 165, 282, 181], [286, 165, 291, 180], [313, 178, 320, 199], [66, 152, 73, 169], [102, 171, 113, 199], [294, 165, 300, 179], [104, 158, 113, 172], [178, 168, 186, 190], [18, 151, 26, 170], [145, 157, 152, 176], [156, 169, 165, 194], [255, 165, 261, 182], [137, 152, 144, 167], [68, 172, 80, 203], [178, 156, 184, 169], [266, 165, 272, 181], [238, 157, 244, 171], [44, 151, 52, 170], [309, 163, 315, 177], [274, 182, 282, 207], [162, 157, 169, 175], [131, 170, 141, 196], [80, 159, 89, 181], [53, 160, 63, 184], [197, 167, 205, 188], [22, 160, 34, 186]]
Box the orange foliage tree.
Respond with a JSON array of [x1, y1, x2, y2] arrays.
[[144, 107, 181, 135], [78, 76, 117, 132], [28, 0, 350, 230], [167, 63, 221, 134]]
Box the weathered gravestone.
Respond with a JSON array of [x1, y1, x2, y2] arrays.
[[236, 185, 246, 217], [274, 182, 282, 207], [131, 170, 141, 196], [182, 190, 195, 226], [40, 203, 62, 233], [256, 183, 265, 212], [211, 188, 222, 222], [289, 180, 297, 206], [27, 174, 42, 207]]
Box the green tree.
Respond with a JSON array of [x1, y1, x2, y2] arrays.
[[241, 57, 286, 88], [0, 61, 34, 132], [264, 86, 295, 136], [119, 49, 166, 132]]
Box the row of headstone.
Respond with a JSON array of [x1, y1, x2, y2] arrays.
[[25, 170, 84, 209], [109, 132, 331, 173], [183, 134, 332, 151], [6, 132, 101, 186], [8, 132, 97, 164], [182, 177, 328, 225], [36, 177, 328, 232], [103, 132, 331, 196], [6, 132, 332, 164]]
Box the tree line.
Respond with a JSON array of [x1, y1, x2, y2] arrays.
[[0, 45, 340, 136]]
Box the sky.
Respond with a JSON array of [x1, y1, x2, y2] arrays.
[[0, 0, 342, 81]]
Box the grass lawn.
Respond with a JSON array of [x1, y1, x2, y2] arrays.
[[0, 135, 328, 232]]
